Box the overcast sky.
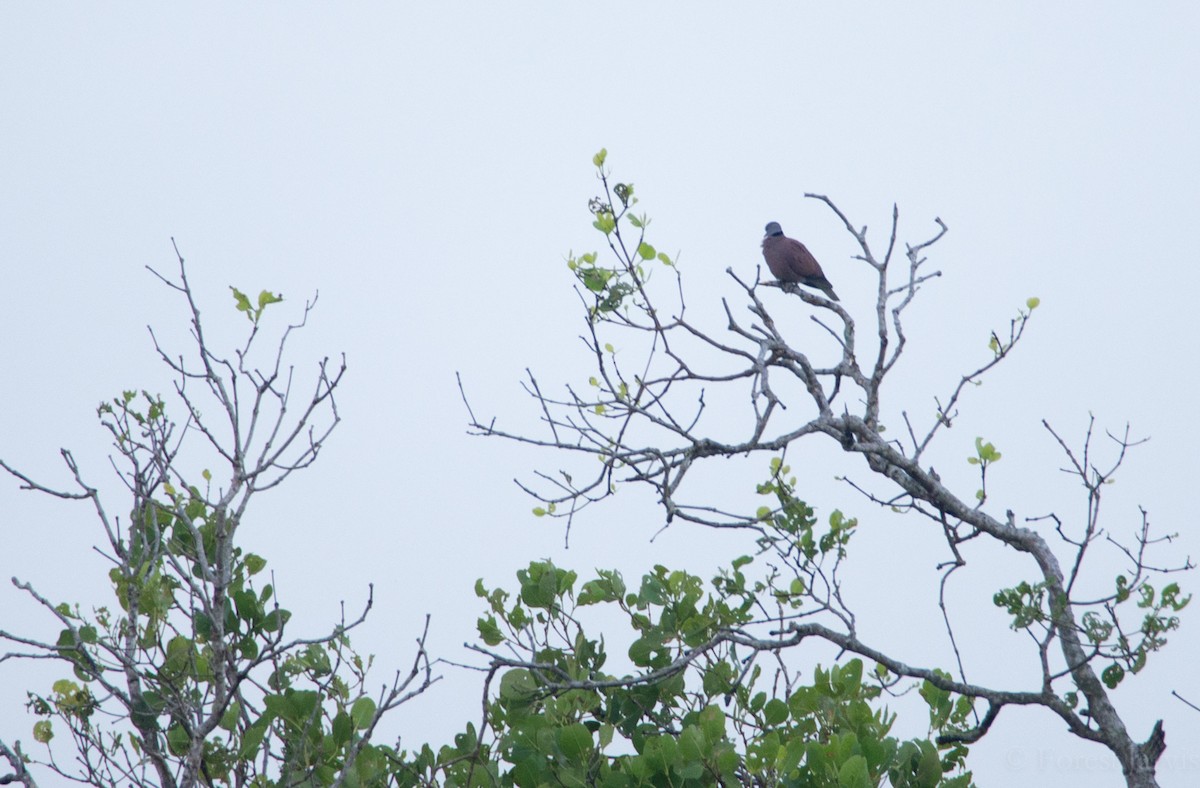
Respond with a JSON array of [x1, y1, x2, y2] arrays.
[[2, 5, 1198, 786]]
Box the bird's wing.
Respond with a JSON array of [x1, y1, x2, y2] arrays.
[[782, 238, 824, 280]]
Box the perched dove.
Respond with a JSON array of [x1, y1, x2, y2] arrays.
[[761, 221, 839, 301]]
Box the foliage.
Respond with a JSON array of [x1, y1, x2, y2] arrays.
[[392, 457, 974, 786], [452, 152, 1190, 788], [1, 152, 1189, 788], [399, 554, 972, 787], [0, 255, 434, 787]]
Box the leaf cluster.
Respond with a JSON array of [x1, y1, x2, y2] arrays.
[[400, 461, 975, 788]]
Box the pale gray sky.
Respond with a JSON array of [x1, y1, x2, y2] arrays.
[[2, 5, 1198, 786]]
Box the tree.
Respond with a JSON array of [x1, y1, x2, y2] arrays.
[[0, 250, 435, 787], [428, 151, 1189, 787], [0, 154, 1188, 788]]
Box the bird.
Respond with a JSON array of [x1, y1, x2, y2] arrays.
[[761, 221, 839, 301]]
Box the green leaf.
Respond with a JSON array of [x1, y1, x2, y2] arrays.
[[1162, 582, 1191, 611], [477, 615, 504, 646], [332, 711, 354, 747], [278, 690, 320, 728], [51, 678, 81, 702], [233, 590, 261, 625], [238, 716, 271, 759], [244, 553, 267, 576], [1026, 297, 1040, 309], [579, 576, 620, 605], [629, 636, 663, 667], [32, 720, 53, 743], [763, 698, 790, 725], [231, 287, 252, 315], [837, 658, 864, 692], [973, 436, 1001, 463], [779, 738, 805, 776], [166, 723, 190, 756], [582, 268, 610, 292], [499, 668, 537, 701], [699, 704, 725, 741], [838, 754, 871, 788], [642, 735, 678, 773], [679, 724, 707, 760], [162, 636, 193, 678], [900, 740, 944, 786], [593, 148, 608, 168], [557, 723, 593, 762], [637, 242, 656, 261], [261, 608, 290, 633], [517, 562, 563, 609], [219, 701, 241, 732], [351, 696, 377, 729], [257, 290, 283, 309]]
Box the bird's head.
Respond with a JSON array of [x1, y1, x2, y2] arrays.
[[764, 221, 784, 238]]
